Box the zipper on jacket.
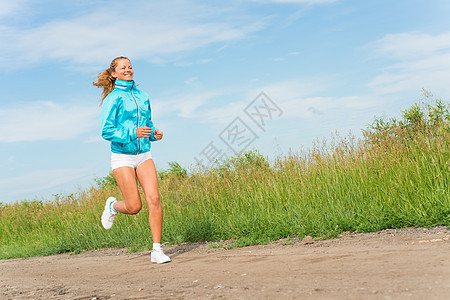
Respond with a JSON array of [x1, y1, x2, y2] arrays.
[[130, 81, 141, 154]]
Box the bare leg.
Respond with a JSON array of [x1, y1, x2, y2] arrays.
[[112, 167, 142, 215], [136, 159, 163, 243]]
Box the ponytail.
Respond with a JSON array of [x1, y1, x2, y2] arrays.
[[93, 56, 129, 103]]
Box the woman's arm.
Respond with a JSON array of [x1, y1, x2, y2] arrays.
[[145, 94, 160, 142]]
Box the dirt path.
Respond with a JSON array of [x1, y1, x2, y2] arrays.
[[1, 227, 449, 300]]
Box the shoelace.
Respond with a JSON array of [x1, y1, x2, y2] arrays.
[[107, 212, 117, 222]]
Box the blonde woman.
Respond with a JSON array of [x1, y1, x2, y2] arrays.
[[93, 56, 170, 264]]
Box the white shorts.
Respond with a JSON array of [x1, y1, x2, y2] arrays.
[[111, 151, 153, 170]]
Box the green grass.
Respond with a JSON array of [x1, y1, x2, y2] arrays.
[[1, 95, 449, 259]]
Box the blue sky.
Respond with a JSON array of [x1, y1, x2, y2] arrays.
[[1, 0, 450, 203]]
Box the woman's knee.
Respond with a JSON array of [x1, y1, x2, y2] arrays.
[[146, 193, 161, 207], [125, 202, 142, 215]]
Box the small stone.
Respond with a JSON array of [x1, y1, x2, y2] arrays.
[[302, 236, 314, 244]]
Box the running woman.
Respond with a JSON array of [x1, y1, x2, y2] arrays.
[[93, 56, 170, 264]]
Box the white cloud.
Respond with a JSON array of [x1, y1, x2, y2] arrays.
[[372, 32, 450, 60], [252, 0, 338, 4], [0, 0, 27, 19], [198, 58, 213, 64], [194, 98, 248, 125], [273, 0, 337, 3], [184, 77, 199, 86], [0, 167, 90, 201], [0, 101, 99, 143], [250, 78, 326, 106], [368, 31, 450, 96], [155, 90, 231, 119], [250, 79, 377, 120], [155, 76, 378, 127], [0, 1, 265, 67]]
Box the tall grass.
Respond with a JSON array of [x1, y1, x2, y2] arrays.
[[1, 95, 448, 259]]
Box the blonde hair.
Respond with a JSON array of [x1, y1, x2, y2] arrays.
[[93, 56, 129, 103]]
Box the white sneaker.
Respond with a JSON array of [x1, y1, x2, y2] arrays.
[[151, 248, 171, 264], [101, 197, 118, 230]]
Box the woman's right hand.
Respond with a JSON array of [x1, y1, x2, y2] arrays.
[[136, 127, 152, 138]]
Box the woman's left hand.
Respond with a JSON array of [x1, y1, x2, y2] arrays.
[[154, 129, 164, 140]]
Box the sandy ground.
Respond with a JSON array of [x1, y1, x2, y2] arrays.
[[1, 227, 449, 300]]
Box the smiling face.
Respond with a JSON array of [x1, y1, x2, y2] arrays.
[[111, 58, 134, 81]]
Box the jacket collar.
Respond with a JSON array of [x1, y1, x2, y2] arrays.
[[114, 79, 135, 91]]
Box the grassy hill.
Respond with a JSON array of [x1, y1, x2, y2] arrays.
[[1, 94, 448, 259]]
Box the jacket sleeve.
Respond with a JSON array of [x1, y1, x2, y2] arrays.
[[145, 93, 158, 142], [100, 95, 138, 144]]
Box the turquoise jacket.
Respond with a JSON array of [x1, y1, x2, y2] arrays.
[[100, 79, 157, 155]]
